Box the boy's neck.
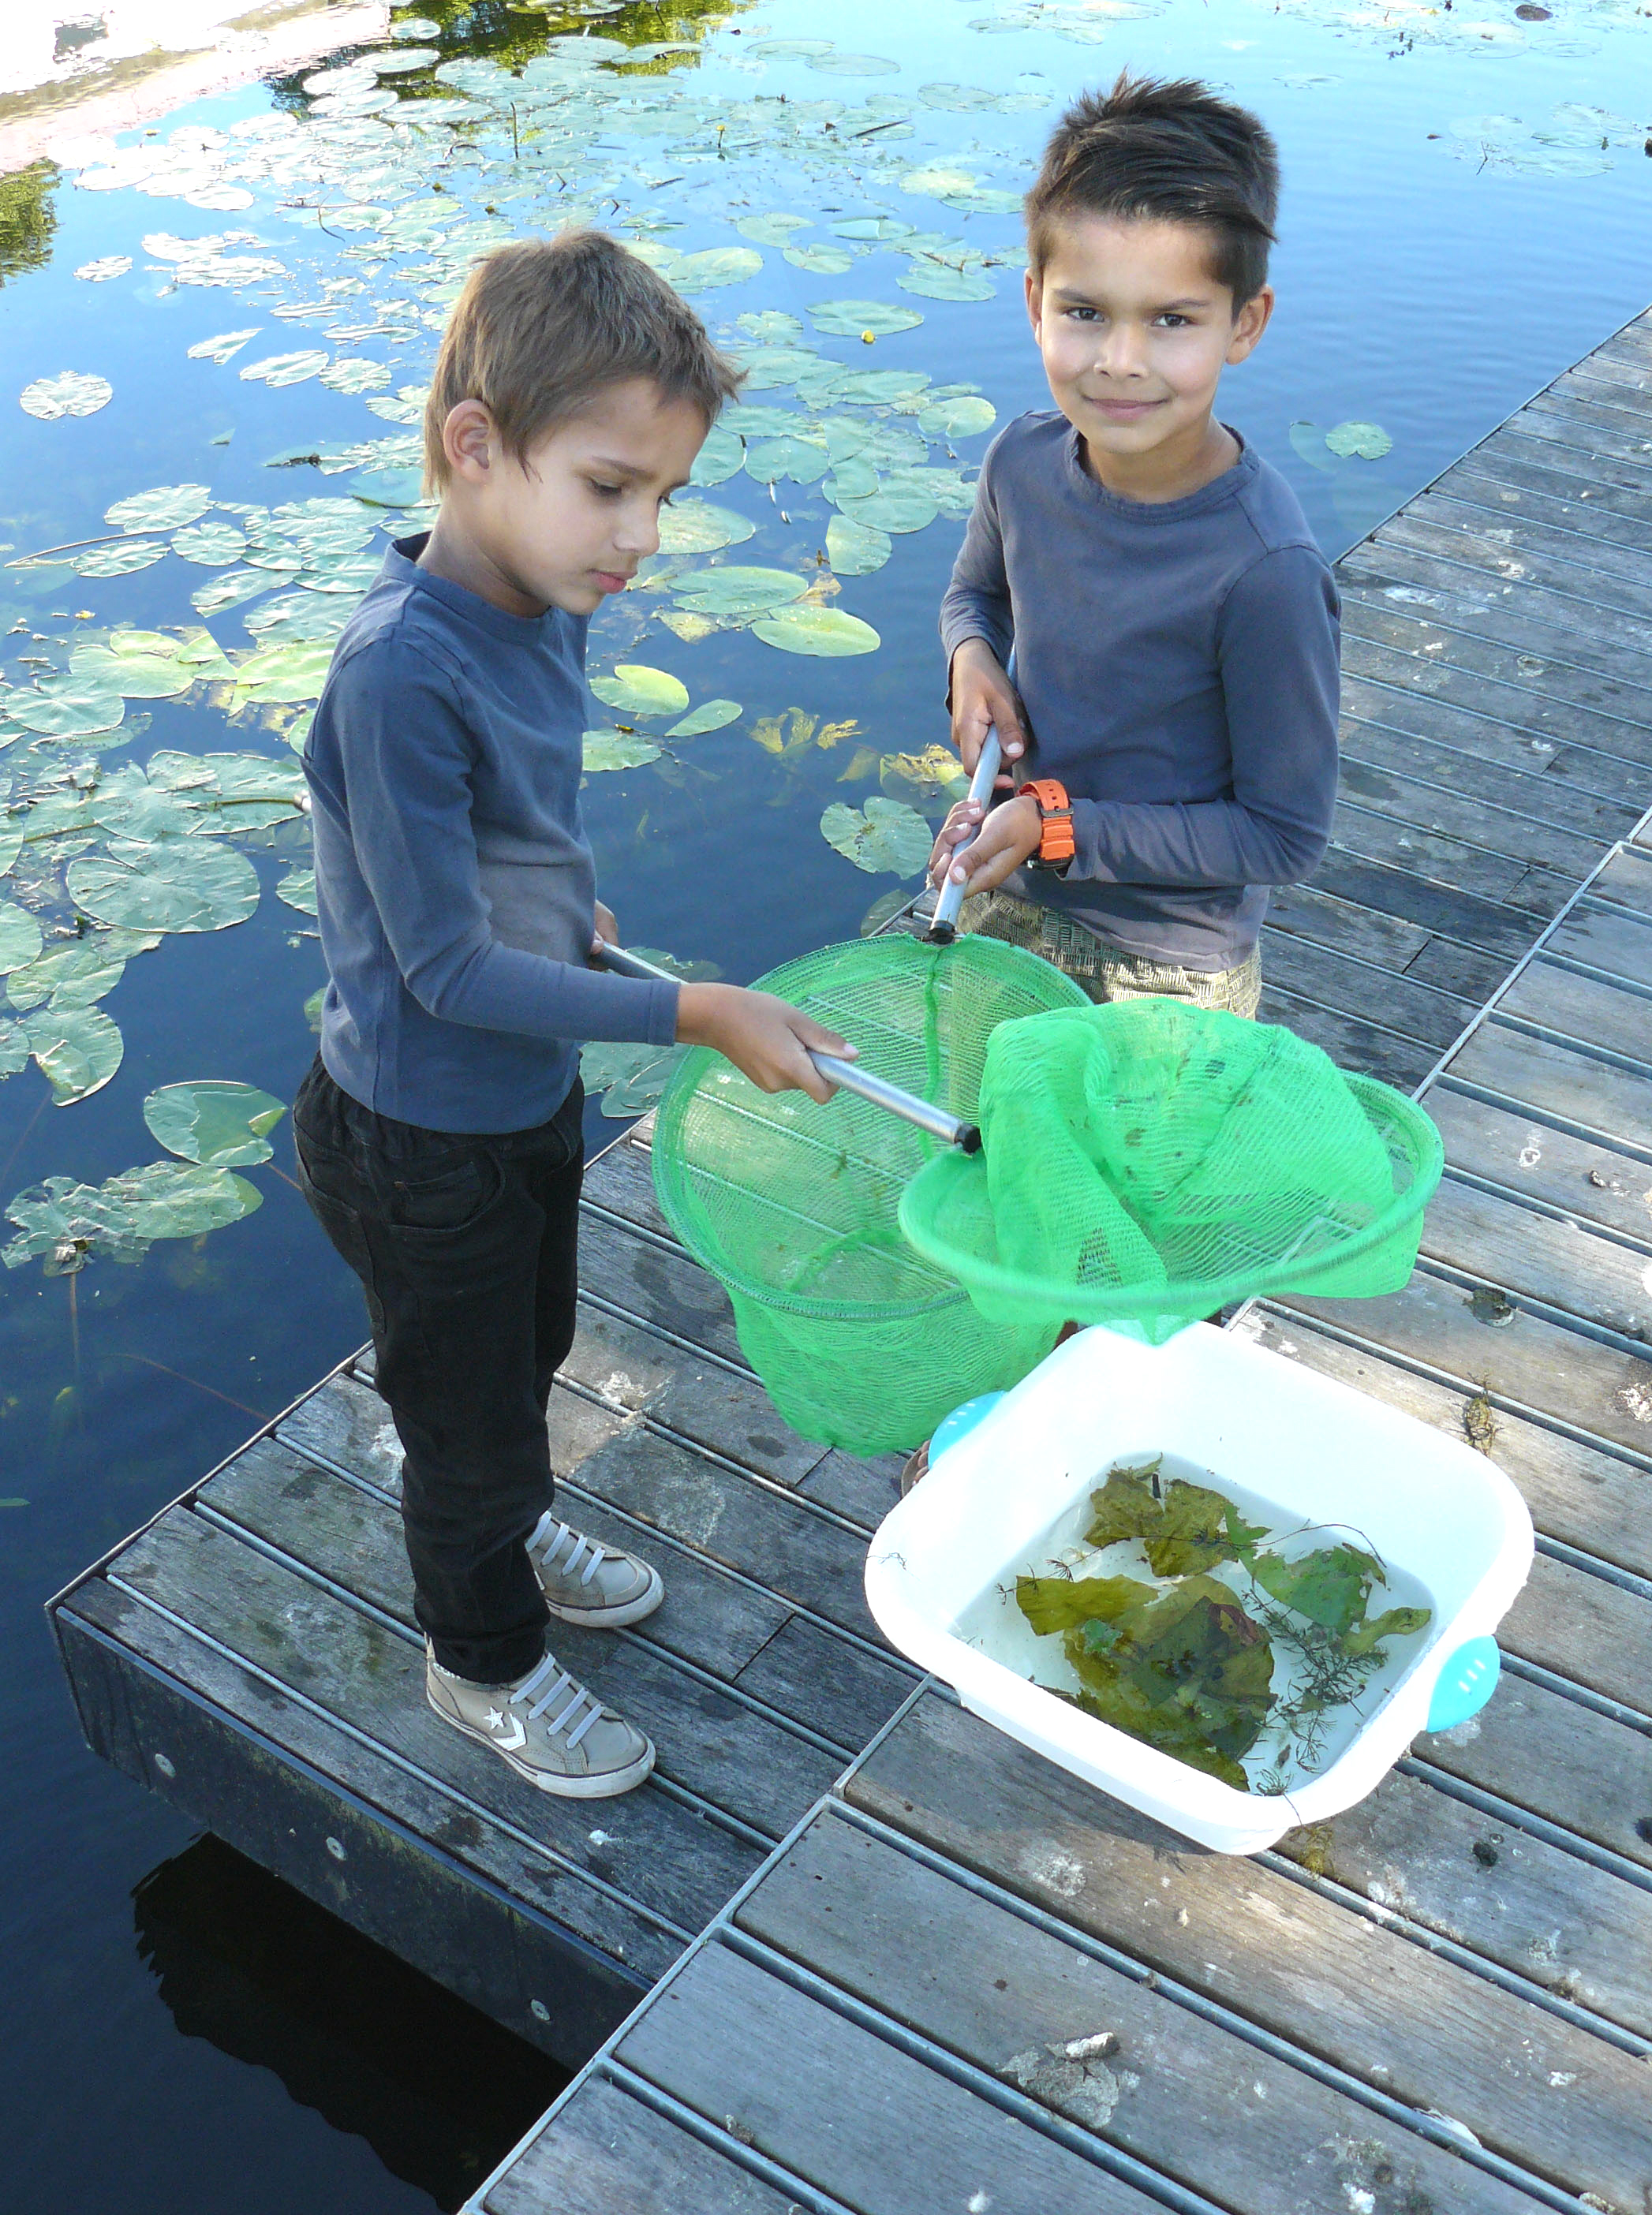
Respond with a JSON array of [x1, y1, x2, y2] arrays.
[[1078, 413, 1240, 506], [417, 510, 550, 620]]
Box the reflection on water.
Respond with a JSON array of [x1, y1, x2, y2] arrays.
[[2, 0, 1650, 2203], [134, 1837, 566, 2212]]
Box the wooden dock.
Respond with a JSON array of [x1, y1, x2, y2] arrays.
[[50, 307, 1652, 2213]]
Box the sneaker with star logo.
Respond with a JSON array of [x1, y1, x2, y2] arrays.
[[425, 1645, 655, 1798]]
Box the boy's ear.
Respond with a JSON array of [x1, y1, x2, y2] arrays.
[[442, 398, 498, 483], [1024, 264, 1044, 342], [1225, 284, 1275, 367]]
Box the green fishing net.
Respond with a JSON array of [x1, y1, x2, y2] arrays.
[[898, 999, 1443, 1341], [650, 932, 1088, 1454]]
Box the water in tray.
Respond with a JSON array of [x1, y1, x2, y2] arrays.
[[954, 1451, 1436, 1798]]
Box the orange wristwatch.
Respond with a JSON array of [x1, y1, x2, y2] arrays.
[[1019, 779, 1075, 870]]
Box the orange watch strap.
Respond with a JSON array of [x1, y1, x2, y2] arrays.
[[1019, 779, 1075, 866]]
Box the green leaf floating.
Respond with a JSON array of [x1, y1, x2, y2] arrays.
[[689, 423, 744, 487], [808, 298, 925, 336], [0, 902, 43, 976], [899, 263, 996, 301], [104, 484, 211, 532], [24, 1005, 123, 1104], [8, 675, 125, 738], [230, 641, 337, 704], [69, 644, 193, 700], [1325, 420, 1392, 461], [820, 795, 931, 874], [75, 540, 168, 577], [656, 502, 754, 555], [736, 213, 811, 245], [736, 310, 806, 342], [754, 606, 880, 656], [67, 838, 260, 933], [19, 372, 111, 420], [583, 729, 662, 772], [785, 244, 856, 275], [918, 394, 996, 439], [589, 665, 689, 719], [672, 566, 809, 617], [671, 247, 763, 291], [144, 1079, 286, 1167], [6, 928, 158, 1011], [580, 1038, 689, 1118], [172, 521, 248, 566], [664, 699, 742, 738], [1, 1162, 261, 1273], [276, 867, 317, 914], [239, 349, 330, 387], [835, 486, 937, 534], [826, 516, 893, 576]]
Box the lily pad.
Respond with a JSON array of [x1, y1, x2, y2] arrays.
[[899, 262, 996, 301], [8, 676, 125, 738], [67, 838, 260, 933], [657, 501, 755, 555], [589, 665, 690, 719], [144, 1079, 286, 1167], [919, 394, 996, 439], [6, 928, 159, 1012], [744, 432, 829, 484], [808, 298, 925, 336], [673, 566, 809, 616], [24, 1004, 123, 1103], [754, 605, 882, 656], [276, 867, 317, 914], [173, 521, 249, 565], [105, 484, 211, 533], [737, 214, 812, 245], [319, 357, 392, 393], [0, 902, 43, 975], [830, 368, 932, 405], [835, 485, 938, 533], [2, 1162, 260, 1272], [826, 515, 894, 575], [75, 256, 133, 282], [76, 540, 170, 577], [583, 729, 663, 771], [820, 794, 932, 874], [239, 351, 331, 387], [580, 1038, 689, 1117], [736, 311, 805, 342], [672, 248, 764, 292], [808, 50, 903, 73], [1325, 420, 1392, 461], [832, 217, 915, 241], [230, 641, 337, 703], [186, 330, 263, 366], [20, 372, 113, 420], [690, 422, 745, 487], [784, 245, 856, 275], [664, 698, 742, 738]]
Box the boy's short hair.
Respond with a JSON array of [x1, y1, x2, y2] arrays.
[[424, 230, 742, 491], [1026, 73, 1279, 308]]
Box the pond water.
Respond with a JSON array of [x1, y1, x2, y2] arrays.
[[3, 0, 1650, 2203]]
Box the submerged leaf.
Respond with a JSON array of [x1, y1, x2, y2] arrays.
[[1015, 1572, 1154, 1636], [580, 1038, 689, 1117], [1086, 1460, 1267, 1576], [1249, 1542, 1384, 1634], [2, 1161, 260, 1272], [1344, 1604, 1433, 1657], [1325, 420, 1392, 461]]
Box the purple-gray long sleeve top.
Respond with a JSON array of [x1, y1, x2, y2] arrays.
[[305, 536, 678, 1133], [940, 412, 1340, 970]]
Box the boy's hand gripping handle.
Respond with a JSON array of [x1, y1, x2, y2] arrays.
[[592, 939, 981, 1152], [926, 724, 1003, 945]]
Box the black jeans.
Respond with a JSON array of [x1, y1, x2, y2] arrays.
[[292, 1055, 584, 1685]]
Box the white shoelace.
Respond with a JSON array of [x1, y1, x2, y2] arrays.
[[528, 1511, 614, 1590], [509, 1649, 604, 1750]]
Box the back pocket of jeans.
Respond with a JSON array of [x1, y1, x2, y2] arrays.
[[387, 1152, 502, 1235]]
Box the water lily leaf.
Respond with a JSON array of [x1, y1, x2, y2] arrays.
[[824, 459, 880, 502], [24, 1004, 122, 1103], [173, 520, 249, 565], [581, 1037, 689, 1117], [657, 501, 754, 555], [75, 540, 170, 577], [105, 484, 211, 533], [826, 514, 894, 574], [0, 1021, 27, 1078], [744, 432, 829, 484], [69, 645, 192, 700], [829, 368, 932, 405], [192, 569, 270, 615], [785, 244, 856, 275], [2, 1162, 260, 1272], [0, 903, 43, 975], [144, 1079, 286, 1167], [319, 357, 392, 394], [756, 605, 883, 658], [276, 866, 317, 914], [919, 394, 996, 439], [672, 247, 763, 291], [6, 928, 158, 1012], [835, 486, 937, 533], [690, 422, 745, 486], [185, 326, 258, 363], [736, 310, 805, 341], [832, 217, 915, 241], [1325, 420, 1392, 461], [239, 350, 331, 387], [737, 213, 812, 245], [808, 297, 924, 335], [230, 641, 337, 703], [589, 665, 689, 719], [808, 50, 902, 73], [738, 345, 829, 387], [67, 838, 260, 933], [664, 698, 742, 738], [899, 261, 996, 301], [20, 372, 112, 420], [820, 794, 930, 873], [75, 256, 133, 282], [673, 566, 809, 616], [583, 729, 663, 771], [9, 676, 125, 737]]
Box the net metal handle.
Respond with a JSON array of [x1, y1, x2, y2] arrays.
[[927, 724, 1004, 945], [593, 939, 981, 1152]]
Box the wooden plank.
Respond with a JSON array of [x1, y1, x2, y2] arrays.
[[575, 1210, 746, 1366], [1411, 1669, 1652, 1873], [1425, 475, 1652, 573], [847, 1696, 1652, 2209], [733, 1615, 914, 1750], [1340, 668, 1652, 791], [1418, 1175, 1652, 1339], [739, 1812, 1553, 2215], [1263, 879, 1432, 967], [1457, 423, 1652, 510], [580, 1137, 675, 1246], [1426, 1087, 1652, 1247], [1309, 850, 1545, 966], [798, 1447, 902, 1530], [1273, 1770, 1652, 2040], [1277, 1268, 1652, 1457], [485, 2076, 803, 2215], [1505, 1550, 1652, 1718], [1337, 701, 1643, 843], [1240, 1308, 1652, 1582], [1334, 751, 1616, 886], [1344, 629, 1652, 766], [1590, 845, 1652, 917], [1545, 375, 1652, 431], [1331, 804, 1543, 911], [1441, 453, 1652, 555], [1258, 987, 1437, 1092], [56, 1573, 680, 2004], [1258, 927, 1470, 1049], [111, 1507, 761, 1936], [1378, 508, 1652, 630], [1447, 1025, 1652, 1155], [1551, 902, 1652, 988], [1403, 937, 1516, 1002], [617, 1937, 1170, 2215], [1474, 417, 1652, 495], [1524, 387, 1652, 470], [1500, 963, 1652, 1066]]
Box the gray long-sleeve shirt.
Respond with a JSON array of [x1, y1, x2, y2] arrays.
[[940, 413, 1340, 970], [305, 536, 678, 1134]]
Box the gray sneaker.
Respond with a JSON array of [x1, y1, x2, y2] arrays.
[[426, 1646, 656, 1798], [527, 1511, 664, 1628]]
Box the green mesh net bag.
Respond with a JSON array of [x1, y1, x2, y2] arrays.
[[650, 933, 1089, 1454], [897, 999, 1443, 1342]]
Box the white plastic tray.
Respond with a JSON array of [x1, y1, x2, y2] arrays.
[[862, 1322, 1533, 1854]]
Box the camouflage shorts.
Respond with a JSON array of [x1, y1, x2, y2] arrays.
[[958, 891, 1262, 1019]]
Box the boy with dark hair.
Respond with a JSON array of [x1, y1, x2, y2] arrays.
[[931, 73, 1340, 1016], [294, 233, 850, 1799]]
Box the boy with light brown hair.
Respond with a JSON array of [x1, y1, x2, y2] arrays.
[[294, 233, 850, 1799]]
